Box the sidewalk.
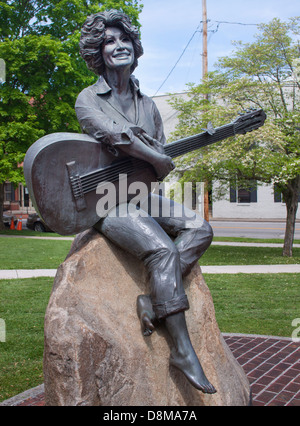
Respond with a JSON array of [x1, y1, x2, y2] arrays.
[[1, 333, 299, 406], [0, 263, 299, 279], [0, 237, 299, 406]]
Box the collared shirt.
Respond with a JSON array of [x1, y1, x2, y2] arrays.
[[75, 75, 166, 147]]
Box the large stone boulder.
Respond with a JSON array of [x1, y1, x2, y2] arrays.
[[43, 228, 251, 406]]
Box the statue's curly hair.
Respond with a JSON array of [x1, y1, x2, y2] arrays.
[[79, 9, 143, 75]]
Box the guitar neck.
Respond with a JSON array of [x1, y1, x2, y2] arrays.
[[78, 123, 235, 196], [77, 108, 266, 197], [164, 123, 234, 159]]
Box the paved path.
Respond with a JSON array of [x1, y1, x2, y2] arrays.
[[1, 234, 300, 247], [212, 241, 300, 248], [201, 264, 300, 274], [0, 264, 299, 279], [0, 269, 57, 279], [1, 233, 299, 278], [1, 333, 299, 406], [0, 237, 299, 406]]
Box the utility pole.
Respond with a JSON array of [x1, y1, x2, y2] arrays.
[[202, 0, 208, 80], [202, 0, 210, 222]]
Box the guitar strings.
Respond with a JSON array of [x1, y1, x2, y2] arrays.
[[81, 163, 135, 192], [165, 125, 233, 158], [79, 125, 234, 195], [80, 158, 149, 194]]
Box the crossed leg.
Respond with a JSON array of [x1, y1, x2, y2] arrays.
[[94, 195, 215, 393], [137, 192, 213, 332]]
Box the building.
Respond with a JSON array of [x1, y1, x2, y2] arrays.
[[3, 91, 299, 221], [153, 92, 300, 221], [3, 181, 35, 218], [212, 181, 300, 220]]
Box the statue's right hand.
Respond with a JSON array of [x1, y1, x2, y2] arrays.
[[152, 154, 175, 181], [124, 135, 175, 180]]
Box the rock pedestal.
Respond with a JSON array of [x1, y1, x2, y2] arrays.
[[43, 228, 251, 406]]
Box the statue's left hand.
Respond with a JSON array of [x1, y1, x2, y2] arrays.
[[138, 132, 165, 154]]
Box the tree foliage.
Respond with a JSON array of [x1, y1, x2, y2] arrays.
[[169, 17, 300, 256], [0, 0, 143, 228]]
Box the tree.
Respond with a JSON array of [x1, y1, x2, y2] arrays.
[[0, 0, 143, 229], [169, 17, 300, 256]]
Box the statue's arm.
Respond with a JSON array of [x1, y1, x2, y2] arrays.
[[75, 90, 174, 179], [75, 96, 134, 147]]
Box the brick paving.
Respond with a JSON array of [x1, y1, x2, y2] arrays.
[[224, 334, 300, 406], [1, 334, 299, 406]]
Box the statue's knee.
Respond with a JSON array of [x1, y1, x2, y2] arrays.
[[205, 221, 214, 243], [195, 220, 213, 248]]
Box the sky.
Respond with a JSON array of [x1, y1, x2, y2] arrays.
[[133, 0, 300, 96]]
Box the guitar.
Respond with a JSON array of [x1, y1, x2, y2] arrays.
[[24, 108, 266, 235]]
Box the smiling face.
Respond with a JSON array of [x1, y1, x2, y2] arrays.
[[102, 26, 134, 71]]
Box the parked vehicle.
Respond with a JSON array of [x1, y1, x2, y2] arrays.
[[3, 213, 18, 228], [26, 213, 53, 232]]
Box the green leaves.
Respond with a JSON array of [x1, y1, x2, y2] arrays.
[[0, 0, 143, 186], [169, 17, 300, 255], [169, 17, 300, 188]]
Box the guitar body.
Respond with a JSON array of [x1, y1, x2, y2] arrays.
[[24, 133, 157, 235], [24, 109, 266, 235]]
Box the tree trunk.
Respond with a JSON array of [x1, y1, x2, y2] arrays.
[[282, 176, 300, 257], [0, 183, 5, 230]]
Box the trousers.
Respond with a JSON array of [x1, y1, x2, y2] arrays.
[[94, 193, 213, 320]]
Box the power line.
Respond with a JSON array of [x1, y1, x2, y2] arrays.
[[213, 20, 259, 26], [153, 28, 201, 96], [153, 20, 259, 95]]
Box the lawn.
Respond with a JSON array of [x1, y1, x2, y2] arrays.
[[201, 245, 300, 265], [205, 273, 300, 337], [0, 237, 72, 269], [0, 234, 299, 403], [0, 278, 53, 402], [0, 229, 72, 238], [1, 235, 300, 270]]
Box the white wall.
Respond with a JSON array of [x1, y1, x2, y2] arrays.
[[212, 182, 300, 220], [152, 93, 190, 139], [153, 93, 300, 221]]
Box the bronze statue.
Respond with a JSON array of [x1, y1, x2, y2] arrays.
[[23, 8, 265, 395], [76, 9, 216, 394]]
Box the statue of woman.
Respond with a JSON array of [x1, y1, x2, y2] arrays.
[[76, 9, 216, 394]]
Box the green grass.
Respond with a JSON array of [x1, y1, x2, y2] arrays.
[[0, 229, 73, 238], [205, 273, 300, 337], [201, 245, 300, 265], [0, 235, 299, 403], [0, 273, 299, 403], [213, 236, 300, 244], [0, 237, 72, 269], [0, 278, 53, 402], [0, 235, 299, 270]]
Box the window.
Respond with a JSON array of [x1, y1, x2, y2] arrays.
[[274, 185, 283, 203], [230, 181, 257, 203], [4, 183, 15, 202], [274, 185, 300, 203]]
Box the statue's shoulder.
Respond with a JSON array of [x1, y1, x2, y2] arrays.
[[131, 75, 151, 102], [75, 79, 100, 107], [131, 76, 159, 109]]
